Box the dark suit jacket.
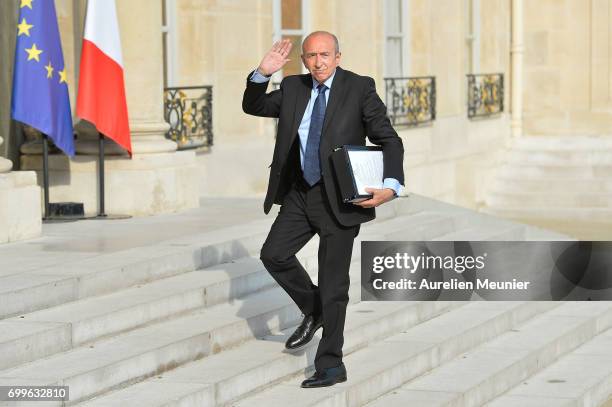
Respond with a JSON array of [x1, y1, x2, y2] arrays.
[[242, 66, 404, 227]]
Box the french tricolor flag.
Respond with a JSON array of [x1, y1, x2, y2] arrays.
[[76, 0, 132, 155]]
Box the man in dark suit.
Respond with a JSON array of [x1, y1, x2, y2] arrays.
[[242, 31, 404, 388]]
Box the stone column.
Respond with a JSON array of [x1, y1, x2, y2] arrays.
[[75, 0, 177, 156], [511, 0, 523, 138], [116, 0, 178, 155], [21, 0, 199, 216], [0, 0, 19, 164]]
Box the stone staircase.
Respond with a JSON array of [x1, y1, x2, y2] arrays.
[[482, 135, 612, 240], [1, 195, 610, 406]]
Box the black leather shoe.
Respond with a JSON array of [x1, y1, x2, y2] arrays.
[[285, 313, 323, 350], [301, 363, 347, 388]]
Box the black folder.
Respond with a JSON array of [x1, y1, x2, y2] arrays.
[[330, 145, 383, 203]]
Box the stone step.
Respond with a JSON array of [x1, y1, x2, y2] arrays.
[[0, 259, 363, 406], [0, 256, 279, 372], [497, 163, 612, 179], [0, 224, 271, 319], [351, 211, 461, 264], [505, 150, 612, 166], [0, 211, 463, 378], [487, 327, 612, 407], [485, 189, 612, 208], [430, 224, 525, 241], [490, 176, 612, 194], [230, 301, 558, 407], [482, 206, 612, 223], [482, 206, 612, 240], [362, 211, 460, 241], [364, 302, 612, 407], [78, 302, 460, 407], [0, 233, 349, 369], [510, 136, 612, 152], [521, 226, 575, 241], [397, 198, 572, 242], [0, 212, 428, 321], [392, 195, 535, 234]]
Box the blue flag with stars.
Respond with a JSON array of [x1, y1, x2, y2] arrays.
[[11, 0, 75, 157]]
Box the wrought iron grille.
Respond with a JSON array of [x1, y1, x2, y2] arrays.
[[163, 85, 213, 150], [467, 73, 504, 118], [384, 76, 436, 127]]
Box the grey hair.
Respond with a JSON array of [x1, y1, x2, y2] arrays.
[[302, 31, 340, 54]]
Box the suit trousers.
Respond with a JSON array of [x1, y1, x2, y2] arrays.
[[260, 177, 360, 371]]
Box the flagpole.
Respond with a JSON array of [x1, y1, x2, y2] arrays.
[[98, 132, 107, 217], [42, 134, 50, 220]]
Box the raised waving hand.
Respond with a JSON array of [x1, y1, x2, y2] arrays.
[[257, 39, 293, 76]]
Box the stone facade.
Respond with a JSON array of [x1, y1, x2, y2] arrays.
[[172, 0, 511, 208], [0, 0, 611, 239], [522, 0, 612, 135]]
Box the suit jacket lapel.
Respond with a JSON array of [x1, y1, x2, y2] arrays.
[[321, 66, 347, 137], [289, 74, 312, 145], [285, 68, 347, 153]]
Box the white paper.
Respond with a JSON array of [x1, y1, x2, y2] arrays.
[[348, 150, 384, 195]]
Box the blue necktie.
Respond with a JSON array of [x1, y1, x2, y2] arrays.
[[303, 84, 328, 186]]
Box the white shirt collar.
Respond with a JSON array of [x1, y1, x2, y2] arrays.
[[311, 69, 336, 90]]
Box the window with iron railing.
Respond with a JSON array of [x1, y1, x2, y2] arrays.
[[384, 76, 436, 127], [466, 73, 504, 118], [163, 86, 213, 150]]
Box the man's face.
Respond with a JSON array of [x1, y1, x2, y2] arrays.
[[301, 34, 341, 83]]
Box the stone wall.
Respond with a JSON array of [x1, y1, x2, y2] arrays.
[[523, 0, 612, 135]]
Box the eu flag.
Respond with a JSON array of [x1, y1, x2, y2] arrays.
[[11, 0, 75, 157]]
